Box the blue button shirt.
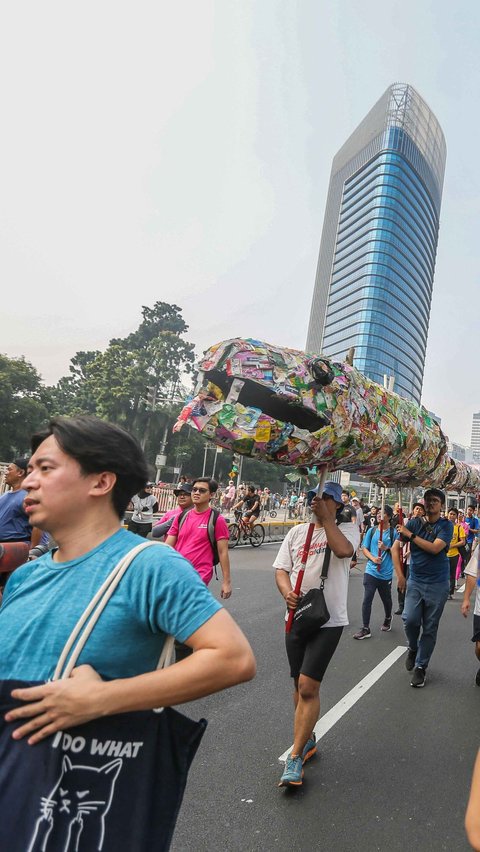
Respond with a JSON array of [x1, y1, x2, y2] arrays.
[[0, 489, 31, 542], [465, 516, 480, 544], [406, 516, 452, 583]]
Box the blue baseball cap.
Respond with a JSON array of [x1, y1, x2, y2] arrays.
[[307, 480, 343, 506]]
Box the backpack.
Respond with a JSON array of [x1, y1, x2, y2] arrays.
[[178, 508, 221, 572]]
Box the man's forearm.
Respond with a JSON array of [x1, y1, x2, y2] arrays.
[[464, 574, 477, 603], [96, 645, 250, 717], [275, 569, 291, 599], [408, 536, 445, 555], [219, 551, 231, 584], [391, 542, 403, 578]]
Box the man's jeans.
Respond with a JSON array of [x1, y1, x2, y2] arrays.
[[402, 577, 449, 669]]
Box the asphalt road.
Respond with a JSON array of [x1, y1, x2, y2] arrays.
[[171, 544, 480, 852]]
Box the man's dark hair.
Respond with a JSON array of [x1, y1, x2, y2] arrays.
[[247, 485, 255, 494], [191, 477, 218, 494], [412, 502, 426, 512], [423, 488, 446, 505], [31, 416, 149, 518], [448, 507, 459, 517], [341, 490, 349, 497]]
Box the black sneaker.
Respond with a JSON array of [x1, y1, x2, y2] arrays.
[[476, 668, 480, 687], [411, 666, 426, 688], [381, 617, 392, 632], [405, 649, 416, 671], [353, 627, 371, 640], [394, 607, 403, 615]]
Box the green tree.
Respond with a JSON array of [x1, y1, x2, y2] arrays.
[[47, 351, 100, 416], [0, 354, 50, 458], [49, 302, 195, 458]]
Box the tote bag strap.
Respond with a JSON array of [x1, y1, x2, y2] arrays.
[[54, 541, 174, 680]]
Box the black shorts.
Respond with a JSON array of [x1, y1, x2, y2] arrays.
[[472, 614, 480, 643], [285, 626, 343, 682], [127, 520, 152, 538]]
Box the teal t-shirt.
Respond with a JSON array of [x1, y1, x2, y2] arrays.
[[363, 526, 398, 580], [0, 528, 222, 681]]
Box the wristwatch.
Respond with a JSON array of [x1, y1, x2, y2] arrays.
[[410, 533, 416, 542]]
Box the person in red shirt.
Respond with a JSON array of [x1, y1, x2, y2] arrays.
[[167, 477, 232, 662], [167, 477, 231, 597]]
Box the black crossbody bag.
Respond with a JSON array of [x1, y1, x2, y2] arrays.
[[292, 545, 331, 638]]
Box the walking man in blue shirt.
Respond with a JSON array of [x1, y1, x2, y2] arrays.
[[393, 488, 452, 688]]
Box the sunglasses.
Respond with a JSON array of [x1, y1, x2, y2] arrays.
[[192, 487, 209, 494]]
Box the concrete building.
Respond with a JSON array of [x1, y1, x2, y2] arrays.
[[471, 412, 480, 462]]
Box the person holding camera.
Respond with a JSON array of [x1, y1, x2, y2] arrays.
[[392, 488, 452, 688], [274, 481, 360, 787]]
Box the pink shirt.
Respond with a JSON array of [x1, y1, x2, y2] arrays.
[[169, 508, 229, 584], [154, 507, 179, 526]]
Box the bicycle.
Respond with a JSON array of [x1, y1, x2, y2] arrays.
[[228, 510, 265, 548]]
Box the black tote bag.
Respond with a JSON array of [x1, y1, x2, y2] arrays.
[[292, 543, 332, 639], [0, 542, 207, 852]]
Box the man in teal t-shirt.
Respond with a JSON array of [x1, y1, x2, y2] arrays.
[[1, 415, 255, 745], [353, 505, 398, 640]]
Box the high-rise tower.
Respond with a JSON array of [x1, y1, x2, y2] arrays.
[[306, 84, 446, 403], [471, 412, 480, 462]]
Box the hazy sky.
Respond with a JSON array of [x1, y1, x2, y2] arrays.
[[2, 1, 479, 445]]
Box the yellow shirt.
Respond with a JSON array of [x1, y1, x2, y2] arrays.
[[447, 524, 466, 558]]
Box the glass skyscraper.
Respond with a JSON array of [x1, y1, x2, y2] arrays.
[[471, 412, 480, 462], [306, 83, 446, 403]]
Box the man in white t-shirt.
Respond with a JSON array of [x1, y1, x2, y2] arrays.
[[461, 547, 480, 686], [351, 498, 364, 535], [274, 481, 360, 787]]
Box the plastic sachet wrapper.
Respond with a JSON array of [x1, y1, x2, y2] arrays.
[[176, 337, 480, 491]]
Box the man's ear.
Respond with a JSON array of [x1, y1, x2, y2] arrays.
[[89, 471, 117, 499]]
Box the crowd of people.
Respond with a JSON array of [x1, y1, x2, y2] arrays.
[[1, 422, 480, 848], [274, 480, 480, 834]]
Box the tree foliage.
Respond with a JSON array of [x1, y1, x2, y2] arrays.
[[47, 302, 195, 456], [0, 355, 50, 458]]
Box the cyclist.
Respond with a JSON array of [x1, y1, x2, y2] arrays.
[[233, 485, 260, 531]]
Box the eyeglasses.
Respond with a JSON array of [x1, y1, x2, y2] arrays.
[[192, 487, 209, 494]]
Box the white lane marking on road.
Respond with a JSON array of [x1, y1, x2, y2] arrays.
[[279, 645, 407, 762]]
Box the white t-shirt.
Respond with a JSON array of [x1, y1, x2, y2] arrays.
[[131, 494, 157, 524], [464, 548, 480, 616], [273, 522, 360, 628], [353, 506, 364, 528]]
